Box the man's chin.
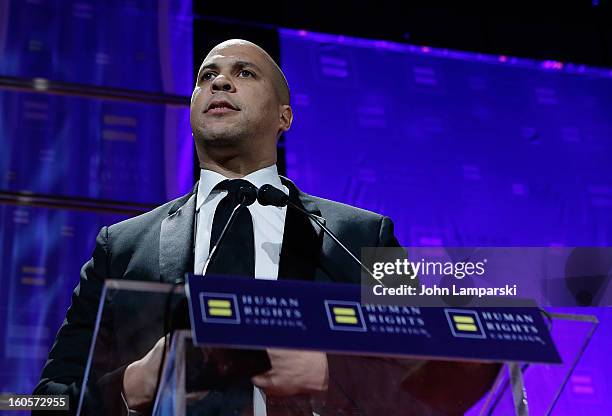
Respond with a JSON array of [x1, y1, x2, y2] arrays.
[[192, 125, 248, 147], [200, 134, 243, 147]]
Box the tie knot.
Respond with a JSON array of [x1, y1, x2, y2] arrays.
[[214, 178, 254, 192], [214, 179, 257, 205]]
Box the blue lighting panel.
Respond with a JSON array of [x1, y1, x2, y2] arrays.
[[0, 0, 195, 399], [0, 0, 193, 95], [0, 89, 193, 204], [0, 204, 129, 394]]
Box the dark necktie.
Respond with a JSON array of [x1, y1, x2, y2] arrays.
[[207, 179, 256, 278]]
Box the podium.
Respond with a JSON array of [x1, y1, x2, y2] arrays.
[[76, 278, 598, 416]]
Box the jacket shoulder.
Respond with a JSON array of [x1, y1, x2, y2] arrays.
[[282, 175, 386, 223], [308, 194, 386, 223], [107, 192, 193, 237]]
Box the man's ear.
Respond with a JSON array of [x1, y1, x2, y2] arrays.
[[279, 105, 293, 133]]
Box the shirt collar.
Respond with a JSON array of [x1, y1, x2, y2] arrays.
[[196, 164, 284, 211]]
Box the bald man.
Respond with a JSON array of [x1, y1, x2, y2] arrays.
[[190, 40, 293, 177], [34, 40, 497, 415]]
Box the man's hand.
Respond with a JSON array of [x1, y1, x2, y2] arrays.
[[123, 336, 168, 411], [251, 349, 329, 396]]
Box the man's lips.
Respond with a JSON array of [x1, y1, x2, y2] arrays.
[[205, 100, 239, 113], [206, 107, 238, 115]]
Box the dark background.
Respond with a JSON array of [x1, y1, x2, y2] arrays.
[[194, 1, 612, 68]]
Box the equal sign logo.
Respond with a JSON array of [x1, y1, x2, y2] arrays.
[[444, 309, 486, 339], [324, 301, 366, 332], [570, 374, 596, 400], [200, 292, 241, 324]]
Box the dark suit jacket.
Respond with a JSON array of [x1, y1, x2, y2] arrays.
[[34, 177, 429, 415]]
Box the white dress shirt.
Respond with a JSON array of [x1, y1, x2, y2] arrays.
[[194, 165, 288, 278], [193, 164, 288, 415]]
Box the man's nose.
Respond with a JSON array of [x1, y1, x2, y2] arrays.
[[211, 75, 235, 93]]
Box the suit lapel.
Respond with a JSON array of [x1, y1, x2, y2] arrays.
[[277, 177, 325, 281], [159, 186, 197, 283]]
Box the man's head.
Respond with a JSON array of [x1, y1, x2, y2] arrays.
[[190, 39, 292, 171]]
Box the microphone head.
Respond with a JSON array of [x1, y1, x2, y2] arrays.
[[258, 184, 289, 207], [237, 183, 257, 206]]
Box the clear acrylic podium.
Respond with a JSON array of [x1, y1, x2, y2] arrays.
[[76, 280, 598, 416]]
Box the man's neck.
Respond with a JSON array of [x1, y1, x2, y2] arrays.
[[200, 156, 277, 178]]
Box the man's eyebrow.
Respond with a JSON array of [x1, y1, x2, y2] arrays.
[[199, 62, 218, 73], [232, 60, 263, 72], [198, 60, 263, 75]]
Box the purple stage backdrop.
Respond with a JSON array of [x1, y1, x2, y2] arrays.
[[280, 29, 611, 414], [281, 29, 612, 248]]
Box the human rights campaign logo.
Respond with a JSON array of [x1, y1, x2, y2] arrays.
[[200, 292, 241, 324], [325, 300, 366, 332], [444, 309, 486, 339]]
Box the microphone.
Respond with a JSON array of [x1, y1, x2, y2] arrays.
[[257, 184, 380, 284], [258, 183, 289, 207], [202, 182, 258, 275]]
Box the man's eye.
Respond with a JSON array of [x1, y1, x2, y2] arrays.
[[238, 70, 253, 78], [201, 72, 215, 81]]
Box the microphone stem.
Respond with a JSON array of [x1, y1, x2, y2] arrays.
[[287, 201, 382, 286]]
